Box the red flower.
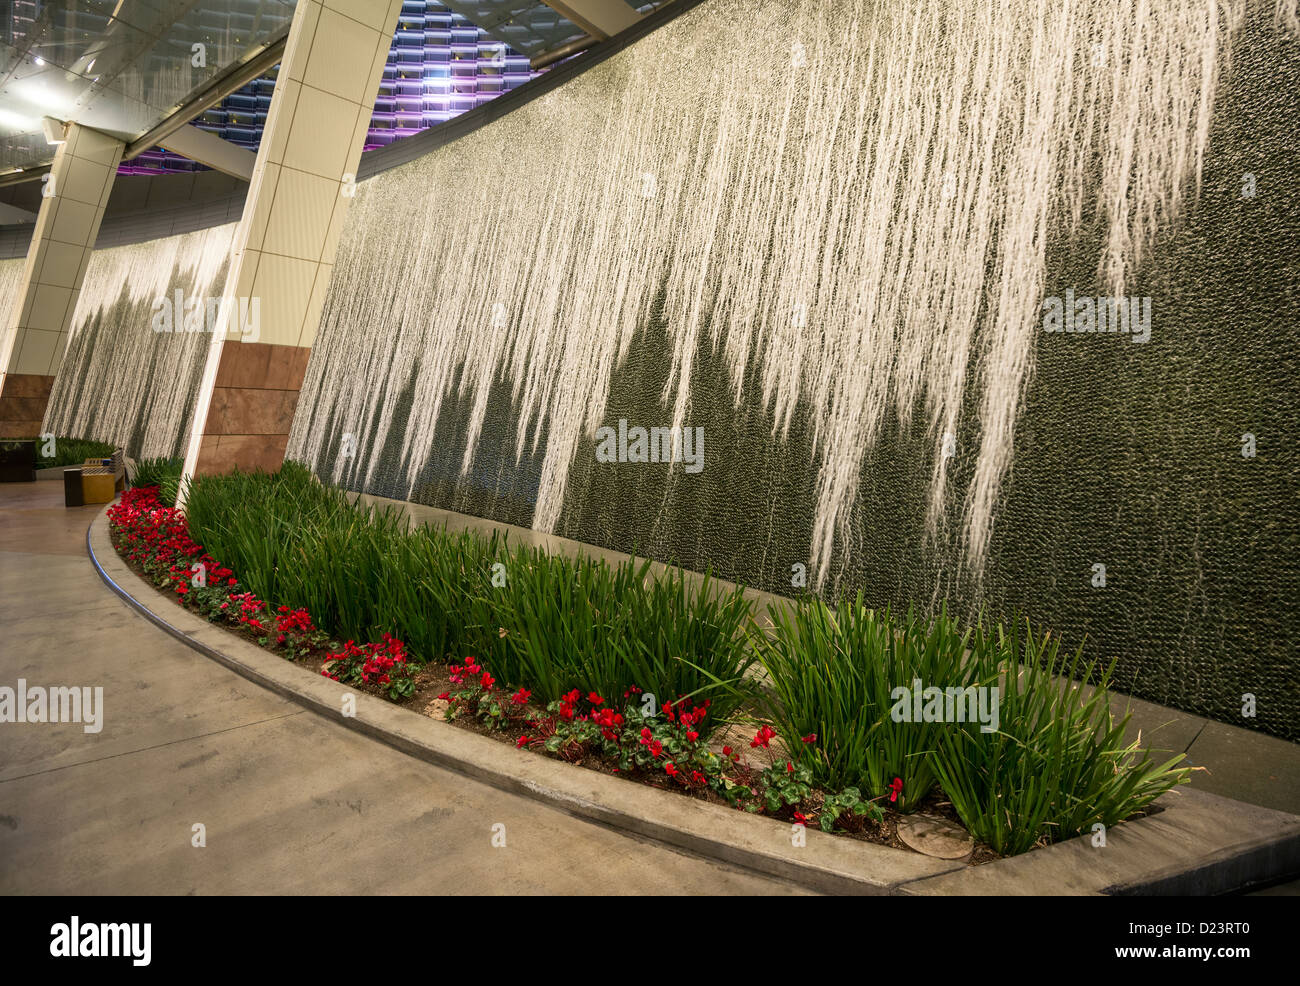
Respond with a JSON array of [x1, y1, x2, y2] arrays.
[[801, 733, 817, 744], [437, 692, 450, 701], [664, 763, 678, 777], [516, 735, 532, 749], [686, 730, 699, 742], [786, 761, 794, 773], [889, 777, 903, 803], [587, 692, 604, 706], [722, 745, 732, 756], [793, 811, 809, 826], [750, 725, 776, 749]]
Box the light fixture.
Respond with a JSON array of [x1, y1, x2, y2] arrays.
[[33, 56, 45, 66], [41, 116, 66, 144], [0, 108, 35, 130]]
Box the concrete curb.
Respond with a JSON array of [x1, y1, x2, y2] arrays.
[[88, 504, 1300, 895]]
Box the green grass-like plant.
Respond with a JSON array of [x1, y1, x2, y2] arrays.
[[129, 457, 183, 506], [184, 464, 493, 666], [179, 462, 1189, 844], [183, 462, 755, 735], [931, 621, 1191, 855], [35, 436, 115, 469], [480, 544, 756, 718], [752, 595, 996, 810]]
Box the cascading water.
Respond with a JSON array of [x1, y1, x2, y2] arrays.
[[0, 258, 22, 336], [43, 223, 236, 459], [290, 0, 1237, 587]]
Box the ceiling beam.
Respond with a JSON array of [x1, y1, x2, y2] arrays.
[[530, 34, 600, 70], [0, 165, 51, 189], [157, 125, 256, 181], [542, 1, 642, 40], [0, 201, 37, 223], [122, 35, 287, 162]]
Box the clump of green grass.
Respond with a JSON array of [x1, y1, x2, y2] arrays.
[[477, 544, 756, 719], [931, 622, 1191, 855], [129, 457, 183, 506], [182, 462, 1188, 845], [752, 596, 1189, 847], [183, 462, 755, 735], [751, 595, 996, 810], [35, 436, 115, 469], [186, 464, 512, 671]]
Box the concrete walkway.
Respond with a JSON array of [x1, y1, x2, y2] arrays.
[[0, 481, 806, 895]]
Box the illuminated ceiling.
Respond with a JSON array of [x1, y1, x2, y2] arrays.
[[1, 0, 659, 179], [1, 1, 294, 175]]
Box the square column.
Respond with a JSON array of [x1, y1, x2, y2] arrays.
[[180, 0, 404, 484], [0, 125, 123, 437]]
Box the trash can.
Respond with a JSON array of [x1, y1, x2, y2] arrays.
[[0, 440, 36, 482], [64, 467, 84, 507]]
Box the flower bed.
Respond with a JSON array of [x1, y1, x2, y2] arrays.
[[109, 476, 1191, 859], [107, 484, 957, 852]]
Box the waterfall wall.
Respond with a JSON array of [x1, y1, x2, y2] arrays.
[[287, 0, 1300, 739], [42, 223, 236, 460], [0, 258, 22, 337]]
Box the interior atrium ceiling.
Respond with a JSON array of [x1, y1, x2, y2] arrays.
[[2, 0, 664, 180], [127, 2, 549, 175], [437, 1, 589, 60], [1, 1, 295, 175]]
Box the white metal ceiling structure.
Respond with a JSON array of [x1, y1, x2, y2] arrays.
[[0, 0, 666, 183], [1, 1, 295, 176]]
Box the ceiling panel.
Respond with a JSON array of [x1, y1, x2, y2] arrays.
[[1, 0, 294, 174]]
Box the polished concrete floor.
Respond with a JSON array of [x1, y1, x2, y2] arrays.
[[0, 480, 807, 895]]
